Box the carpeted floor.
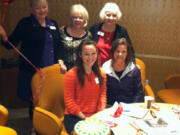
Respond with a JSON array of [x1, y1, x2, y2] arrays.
[[6, 108, 33, 135]]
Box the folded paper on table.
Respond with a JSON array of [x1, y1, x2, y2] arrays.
[[172, 105, 180, 113], [120, 102, 149, 119], [134, 117, 180, 135], [110, 101, 119, 116], [110, 101, 123, 118]]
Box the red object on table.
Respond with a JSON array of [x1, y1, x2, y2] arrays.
[[113, 104, 123, 118]]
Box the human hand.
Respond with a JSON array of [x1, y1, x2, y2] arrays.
[[0, 25, 7, 41], [78, 112, 86, 120], [58, 60, 67, 74]]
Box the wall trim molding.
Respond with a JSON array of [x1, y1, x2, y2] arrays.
[[136, 54, 180, 61]]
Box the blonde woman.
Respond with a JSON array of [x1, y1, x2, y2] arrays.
[[0, 0, 62, 119], [58, 4, 92, 73], [90, 2, 135, 65]]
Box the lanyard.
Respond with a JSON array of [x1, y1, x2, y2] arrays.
[[7, 40, 44, 105]]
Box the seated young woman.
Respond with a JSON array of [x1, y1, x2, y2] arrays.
[[63, 39, 106, 134], [102, 38, 144, 106]]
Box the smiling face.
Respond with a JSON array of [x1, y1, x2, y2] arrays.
[[113, 44, 127, 64], [31, 2, 48, 21], [81, 44, 98, 68], [104, 11, 118, 25], [71, 12, 84, 29]]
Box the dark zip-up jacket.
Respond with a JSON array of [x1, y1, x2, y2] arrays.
[[2, 15, 62, 74], [102, 59, 144, 105]]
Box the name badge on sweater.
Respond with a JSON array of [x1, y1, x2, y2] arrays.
[[97, 31, 104, 37], [50, 26, 56, 30], [95, 77, 99, 84], [65, 36, 73, 41]]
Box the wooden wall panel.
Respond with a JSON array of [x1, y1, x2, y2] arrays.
[[1, 0, 180, 101]]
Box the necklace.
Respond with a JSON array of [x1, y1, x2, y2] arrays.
[[68, 27, 85, 38], [87, 72, 93, 82], [104, 32, 114, 43]]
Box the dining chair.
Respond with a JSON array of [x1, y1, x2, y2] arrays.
[[31, 64, 68, 135], [157, 74, 180, 104], [0, 104, 8, 125], [135, 58, 156, 102], [164, 74, 180, 89], [0, 104, 18, 135]]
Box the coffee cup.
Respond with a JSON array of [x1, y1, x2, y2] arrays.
[[144, 96, 154, 109]]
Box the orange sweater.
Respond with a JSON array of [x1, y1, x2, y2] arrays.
[[64, 67, 106, 117]]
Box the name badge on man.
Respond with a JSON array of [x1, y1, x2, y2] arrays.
[[97, 31, 104, 37], [50, 26, 56, 30], [95, 77, 99, 84]]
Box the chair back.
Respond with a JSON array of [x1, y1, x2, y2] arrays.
[[164, 74, 180, 89], [135, 58, 156, 102], [135, 58, 146, 89], [0, 105, 8, 125], [31, 64, 65, 118]]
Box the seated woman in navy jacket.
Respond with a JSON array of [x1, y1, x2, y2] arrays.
[[102, 38, 144, 105]]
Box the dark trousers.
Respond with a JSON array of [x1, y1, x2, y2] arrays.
[[64, 114, 81, 134], [17, 70, 34, 120], [29, 100, 34, 120]]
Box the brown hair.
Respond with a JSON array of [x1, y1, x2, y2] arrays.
[[75, 39, 103, 87], [111, 38, 132, 65]]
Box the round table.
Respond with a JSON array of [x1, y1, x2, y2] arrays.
[[92, 103, 180, 135]]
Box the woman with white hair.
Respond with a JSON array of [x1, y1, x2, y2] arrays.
[[58, 4, 92, 73], [90, 2, 135, 65]]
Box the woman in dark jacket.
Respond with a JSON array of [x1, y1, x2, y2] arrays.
[[102, 38, 144, 105], [89, 2, 135, 65], [0, 0, 62, 119]]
